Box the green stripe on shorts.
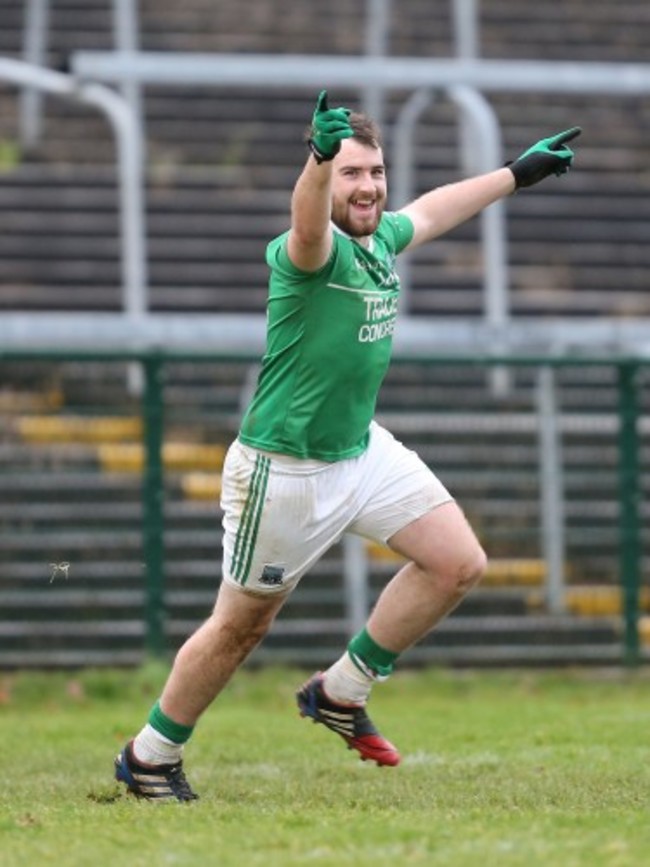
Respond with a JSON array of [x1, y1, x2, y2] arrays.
[[231, 454, 270, 585]]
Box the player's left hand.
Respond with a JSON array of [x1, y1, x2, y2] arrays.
[[508, 127, 582, 189]]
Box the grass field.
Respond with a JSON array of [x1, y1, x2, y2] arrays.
[[1, 664, 649, 867]]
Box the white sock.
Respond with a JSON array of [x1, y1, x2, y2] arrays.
[[132, 723, 184, 765], [322, 651, 376, 705]]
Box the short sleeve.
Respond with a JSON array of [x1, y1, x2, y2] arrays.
[[378, 212, 415, 255]]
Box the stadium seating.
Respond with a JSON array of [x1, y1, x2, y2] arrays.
[[0, 0, 648, 317], [0, 0, 648, 666]]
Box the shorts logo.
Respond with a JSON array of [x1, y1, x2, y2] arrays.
[[259, 564, 285, 587]]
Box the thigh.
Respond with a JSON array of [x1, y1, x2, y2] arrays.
[[220, 440, 352, 595], [349, 423, 452, 544], [388, 500, 485, 576]]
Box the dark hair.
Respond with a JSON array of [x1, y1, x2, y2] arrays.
[[347, 113, 383, 149], [304, 111, 383, 149]]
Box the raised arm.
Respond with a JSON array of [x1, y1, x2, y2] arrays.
[[400, 126, 581, 251], [287, 155, 336, 273], [286, 91, 353, 272]]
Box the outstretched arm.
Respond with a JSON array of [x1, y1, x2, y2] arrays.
[[400, 167, 515, 249], [286, 91, 353, 272], [401, 127, 581, 251]]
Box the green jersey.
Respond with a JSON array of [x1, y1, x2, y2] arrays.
[[238, 211, 414, 461]]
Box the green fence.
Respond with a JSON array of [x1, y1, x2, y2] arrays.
[[0, 348, 647, 668]]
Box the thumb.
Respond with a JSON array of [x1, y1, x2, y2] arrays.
[[316, 90, 329, 114]]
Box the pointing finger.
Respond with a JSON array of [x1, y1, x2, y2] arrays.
[[551, 126, 582, 149]]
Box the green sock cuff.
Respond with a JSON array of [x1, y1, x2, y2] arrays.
[[347, 627, 399, 679], [148, 700, 195, 745]]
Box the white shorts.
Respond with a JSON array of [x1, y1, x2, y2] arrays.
[[220, 421, 452, 595]]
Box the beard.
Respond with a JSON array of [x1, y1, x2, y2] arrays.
[[332, 200, 385, 238]]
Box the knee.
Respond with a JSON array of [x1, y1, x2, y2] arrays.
[[207, 585, 285, 656], [216, 615, 272, 657], [436, 544, 488, 599], [182, 606, 274, 663], [463, 544, 488, 590]]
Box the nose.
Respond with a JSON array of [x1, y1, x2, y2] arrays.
[[358, 171, 376, 193]]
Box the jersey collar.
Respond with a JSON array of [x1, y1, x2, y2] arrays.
[[331, 221, 375, 254]]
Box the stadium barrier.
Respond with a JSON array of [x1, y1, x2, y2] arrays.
[[0, 346, 647, 669]]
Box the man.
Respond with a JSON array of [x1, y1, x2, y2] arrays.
[[115, 91, 580, 800]]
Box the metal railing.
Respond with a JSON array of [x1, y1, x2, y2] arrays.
[[14, 0, 650, 334], [0, 346, 646, 667], [0, 57, 147, 322], [66, 47, 650, 332]]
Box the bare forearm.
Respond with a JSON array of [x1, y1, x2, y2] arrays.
[[400, 167, 515, 248], [290, 156, 332, 243], [287, 156, 334, 270]]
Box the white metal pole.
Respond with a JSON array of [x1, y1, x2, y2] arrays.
[[391, 88, 434, 312], [0, 59, 148, 329], [537, 365, 566, 614], [452, 0, 480, 174], [20, 0, 50, 147], [343, 535, 370, 634], [363, 0, 391, 130], [447, 84, 510, 394], [112, 0, 146, 151], [70, 53, 650, 94]]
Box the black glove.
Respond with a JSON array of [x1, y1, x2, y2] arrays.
[[508, 127, 582, 189]]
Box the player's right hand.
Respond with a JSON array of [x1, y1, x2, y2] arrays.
[[308, 90, 354, 163]]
